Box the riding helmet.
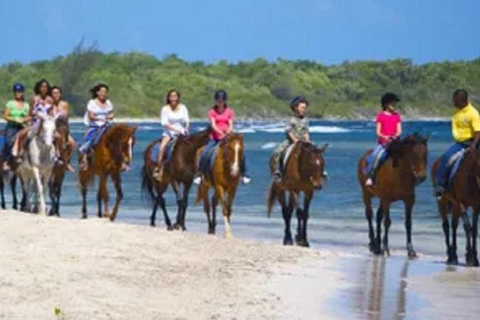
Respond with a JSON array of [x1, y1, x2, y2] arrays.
[[214, 90, 228, 101], [12, 83, 25, 93]]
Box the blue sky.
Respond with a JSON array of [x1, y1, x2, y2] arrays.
[[0, 0, 479, 65]]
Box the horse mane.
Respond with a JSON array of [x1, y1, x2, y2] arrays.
[[387, 133, 428, 167], [103, 124, 136, 161]]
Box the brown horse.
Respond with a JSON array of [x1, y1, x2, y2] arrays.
[[196, 133, 245, 237], [432, 150, 480, 266], [267, 141, 328, 247], [357, 134, 428, 258], [79, 123, 137, 221], [0, 130, 21, 210], [49, 117, 76, 216], [141, 129, 211, 229]]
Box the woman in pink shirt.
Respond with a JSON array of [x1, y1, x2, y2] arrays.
[[365, 93, 402, 186], [194, 90, 250, 185]]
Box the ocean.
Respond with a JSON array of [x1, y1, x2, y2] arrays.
[[4, 120, 461, 258]]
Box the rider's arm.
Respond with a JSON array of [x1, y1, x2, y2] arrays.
[[303, 132, 310, 142], [376, 122, 389, 141], [471, 132, 480, 150], [107, 110, 115, 120], [62, 101, 70, 117], [210, 117, 223, 136], [396, 122, 402, 138], [184, 107, 190, 134], [88, 110, 100, 122], [226, 119, 233, 135], [287, 131, 299, 143], [29, 98, 35, 118], [3, 107, 18, 123]]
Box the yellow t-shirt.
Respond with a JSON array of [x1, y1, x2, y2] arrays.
[[452, 104, 480, 142]]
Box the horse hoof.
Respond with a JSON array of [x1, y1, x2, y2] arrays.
[[283, 238, 293, 246], [473, 258, 480, 267], [150, 222, 156, 227], [408, 250, 418, 259], [447, 257, 458, 265], [295, 239, 309, 248], [382, 250, 390, 257]]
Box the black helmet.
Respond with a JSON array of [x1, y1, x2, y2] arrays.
[[214, 89, 228, 101], [381, 93, 400, 109], [290, 95, 308, 110], [12, 83, 25, 92]]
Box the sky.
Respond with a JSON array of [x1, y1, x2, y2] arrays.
[[0, 0, 479, 65]]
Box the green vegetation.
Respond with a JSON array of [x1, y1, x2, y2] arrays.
[[1, 42, 479, 119]]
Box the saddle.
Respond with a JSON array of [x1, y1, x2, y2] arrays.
[[279, 143, 296, 175], [200, 143, 220, 174], [150, 139, 177, 164]]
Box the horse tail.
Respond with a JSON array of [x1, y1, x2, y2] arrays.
[[267, 182, 278, 217], [141, 164, 155, 204], [195, 183, 208, 205]]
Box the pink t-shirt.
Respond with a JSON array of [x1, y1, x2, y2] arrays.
[[209, 107, 234, 140], [376, 111, 401, 145]]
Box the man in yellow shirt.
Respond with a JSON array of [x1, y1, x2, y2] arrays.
[[435, 89, 480, 197]]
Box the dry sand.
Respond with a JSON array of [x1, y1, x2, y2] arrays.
[[0, 211, 339, 320]]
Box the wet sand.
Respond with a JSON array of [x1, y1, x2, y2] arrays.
[[1, 211, 479, 319]]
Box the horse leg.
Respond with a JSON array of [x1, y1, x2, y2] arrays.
[[158, 196, 171, 230], [171, 181, 184, 231], [363, 193, 375, 252], [110, 172, 123, 222], [211, 194, 218, 235], [373, 203, 384, 255], [472, 209, 479, 267], [0, 172, 5, 210], [55, 179, 63, 217], [20, 177, 29, 212], [180, 182, 192, 230], [381, 201, 391, 256], [204, 192, 213, 234], [149, 197, 158, 227], [11, 174, 18, 210], [32, 167, 46, 216], [225, 187, 238, 238], [461, 211, 474, 266], [278, 190, 292, 245], [216, 187, 232, 239], [404, 197, 417, 258], [301, 190, 313, 248], [48, 178, 56, 216], [450, 214, 459, 265], [96, 175, 106, 218]]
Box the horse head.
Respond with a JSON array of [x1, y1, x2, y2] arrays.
[[106, 124, 138, 167], [299, 142, 328, 190], [38, 116, 57, 148], [389, 133, 428, 185], [223, 133, 244, 178]]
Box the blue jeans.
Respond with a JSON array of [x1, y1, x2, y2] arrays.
[[365, 144, 388, 177], [436, 142, 470, 190], [199, 139, 248, 175], [3, 125, 21, 160], [79, 127, 101, 155]]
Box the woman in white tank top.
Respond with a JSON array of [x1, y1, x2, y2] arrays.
[[153, 89, 190, 181]]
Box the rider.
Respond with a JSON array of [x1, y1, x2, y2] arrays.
[[193, 90, 250, 185], [365, 93, 402, 186], [153, 89, 190, 181], [435, 89, 480, 197], [51, 86, 76, 172], [2, 83, 30, 171], [12, 79, 54, 160], [271, 96, 310, 182], [79, 83, 115, 171]]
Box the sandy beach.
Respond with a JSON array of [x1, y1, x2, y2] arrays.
[[1, 211, 480, 320]]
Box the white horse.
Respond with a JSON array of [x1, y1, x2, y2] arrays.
[[17, 117, 57, 215]]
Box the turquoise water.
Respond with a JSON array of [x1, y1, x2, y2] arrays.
[[4, 120, 462, 258]]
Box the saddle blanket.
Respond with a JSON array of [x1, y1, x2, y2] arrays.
[[200, 143, 220, 174], [150, 139, 176, 163]]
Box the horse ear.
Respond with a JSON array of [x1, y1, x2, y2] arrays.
[[131, 125, 139, 133], [318, 143, 329, 153]]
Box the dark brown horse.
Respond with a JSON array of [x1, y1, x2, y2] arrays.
[[49, 117, 76, 216], [0, 130, 21, 210], [196, 133, 245, 237], [141, 129, 210, 229], [358, 134, 428, 257], [432, 150, 480, 266], [267, 141, 328, 247], [79, 123, 137, 221]]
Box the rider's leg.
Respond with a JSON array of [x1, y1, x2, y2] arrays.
[[366, 144, 385, 186], [240, 155, 251, 184], [194, 139, 217, 184], [153, 135, 171, 179], [272, 141, 288, 182], [435, 142, 466, 195], [79, 128, 97, 170]]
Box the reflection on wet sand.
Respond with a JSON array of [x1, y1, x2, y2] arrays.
[[331, 255, 480, 319]]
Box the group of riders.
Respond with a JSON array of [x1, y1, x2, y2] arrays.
[[3, 79, 479, 201]]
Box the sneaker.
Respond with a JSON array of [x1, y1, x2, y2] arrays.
[[193, 175, 202, 185], [272, 170, 282, 183], [66, 164, 75, 173], [322, 171, 328, 178], [2, 162, 10, 172], [152, 167, 163, 182], [434, 186, 444, 200], [242, 175, 251, 185], [121, 163, 131, 172], [365, 178, 373, 186]]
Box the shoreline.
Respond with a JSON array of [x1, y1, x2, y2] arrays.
[[1, 211, 479, 319]]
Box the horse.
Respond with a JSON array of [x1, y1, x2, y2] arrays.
[[0, 131, 21, 210], [79, 123, 137, 221], [16, 117, 57, 215], [196, 133, 245, 237], [267, 141, 328, 247], [357, 134, 428, 258], [48, 117, 76, 216], [431, 149, 480, 266], [141, 129, 211, 229]]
